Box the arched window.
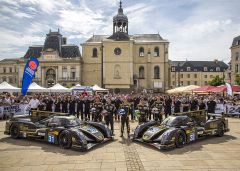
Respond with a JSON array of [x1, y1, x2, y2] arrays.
[[139, 66, 145, 79], [92, 48, 97, 57], [154, 66, 160, 79], [154, 47, 160, 57], [139, 47, 144, 57]]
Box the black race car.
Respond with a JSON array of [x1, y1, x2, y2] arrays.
[[4, 115, 113, 150], [132, 113, 229, 150]]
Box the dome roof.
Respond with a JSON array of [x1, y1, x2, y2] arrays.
[[113, 1, 128, 22]]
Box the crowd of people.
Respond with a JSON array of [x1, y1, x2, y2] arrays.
[[0, 91, 239, 137]]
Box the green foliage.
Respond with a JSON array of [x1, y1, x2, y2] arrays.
[[208, 75, 225, 86], [235, 74, 240, 85]]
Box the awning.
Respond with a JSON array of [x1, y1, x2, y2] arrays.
[[92, 84, 108, 92], [48, 83, 70, 93], [0, 81, 20, 93], [28, 82, 49, 92], [192, 86, 215, 93]]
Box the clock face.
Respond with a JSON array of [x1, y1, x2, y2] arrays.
[[114, 48, 121, 55]]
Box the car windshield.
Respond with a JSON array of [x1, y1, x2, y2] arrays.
[[162, 116, 181, 126], [66, 118, 83, 126]]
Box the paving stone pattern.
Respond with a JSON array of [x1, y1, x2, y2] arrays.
[[0, 118, 240, 171]]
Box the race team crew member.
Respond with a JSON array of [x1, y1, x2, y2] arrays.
[[207, 96, 217, 119], [151, 97, 163, 122], [120, 98, 131, 138], [93, 96, 103, 122], [104, 99, 115, 135]]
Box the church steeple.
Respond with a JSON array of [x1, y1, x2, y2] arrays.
[[108, 1, 129, 41], [113, 0, 128, 34]]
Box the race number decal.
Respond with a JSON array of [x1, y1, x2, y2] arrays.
[[189, 133, 195, 141]]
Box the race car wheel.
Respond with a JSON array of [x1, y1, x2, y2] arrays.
[[59, 130, 72, 149], [10, 124, 20, 139], [217, 123, 224, 137], [175, 130, 186, 148]]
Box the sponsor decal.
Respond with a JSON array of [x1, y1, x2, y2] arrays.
[[37, 132, 45, 136], [22, 132, 27, 138], [87, 127, 97, 134]]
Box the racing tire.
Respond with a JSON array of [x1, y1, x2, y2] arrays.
[[59, 130, 72, 149], [217, 123, 224, 137], [10, 124, 20, 139], [175, 130, 186, 148]]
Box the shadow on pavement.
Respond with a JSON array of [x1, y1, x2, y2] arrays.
[[0, 136, 116, 156], [133, 134, 237, 154]]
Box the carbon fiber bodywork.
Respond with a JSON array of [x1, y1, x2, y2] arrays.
[[132, 113, 229, 150], [4, 115, 113, 150]]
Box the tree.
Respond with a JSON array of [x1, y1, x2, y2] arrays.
[[235, 74, 240, 85], [208, 75, 225, 86]]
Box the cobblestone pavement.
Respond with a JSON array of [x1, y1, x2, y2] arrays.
[[0, 118, 240, 171]]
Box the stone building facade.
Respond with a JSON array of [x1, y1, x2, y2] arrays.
[[230, 35, 240, 84], [170, 60, 228, 88]]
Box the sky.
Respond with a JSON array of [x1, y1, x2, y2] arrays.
[[0, 0, 240, 62]]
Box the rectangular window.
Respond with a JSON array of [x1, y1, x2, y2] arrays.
[[62, 67, 67, 78], [3, 67, 6, 73], [180, 74, 183, 78], [204, 67, 207, 71], [71, 72, 76, 79], [205, 81, 208, 85], [172, 67, 175, 72], [236, 52, 239, 61], [9, 67, 12, 73], [194, 81, 197, 85], [187, 67, 191, 71], [194, 74, 197, 78], [187, 74, 190, 78], [236, 64, 239, 73], [216, 67, 220, 72], [204, 75, 207, 78], [180, 81, 183, 86], [187, 81, 190, 85], [210, 75, 213, 78]]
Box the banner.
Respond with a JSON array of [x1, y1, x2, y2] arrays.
[[226, 83, 233, 96], [21, 57, 39, 96], [215, 103, 226, 114], [0, 104, 30, 118], [226, 105, 240, 115]]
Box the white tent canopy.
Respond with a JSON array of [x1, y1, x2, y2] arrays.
[[0, 81, 20, 93], [167, 85, 200, 94], [92, 84, 108, 92], [48, 83, 70, 92], [70, 84, 82, 90], [28, 82, 49, 92]]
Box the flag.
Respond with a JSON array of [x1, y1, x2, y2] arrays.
[[225, 82, 233, 96], [21, 57, 39, 96]]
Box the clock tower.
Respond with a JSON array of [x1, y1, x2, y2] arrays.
[[103, 1, 134, 90]]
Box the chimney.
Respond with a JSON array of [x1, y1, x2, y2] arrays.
[[63, 37, 67, 45]]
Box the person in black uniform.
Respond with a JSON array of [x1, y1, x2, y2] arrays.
[[148, 96, 156, 120], [182, 97, 190, 112], [104, 98, 115, 134], [114, 96, 122, 122], [151, 96, 163, 122], [164, 96, 172, 118], [199, 98, 206, 110], [62, 97, 68, 113], [137, 98, 148, 124], [120, 98, 131, 137], [69, 96, 76, 115], [77, 96, 84, 119], [207, 96, 216, 119], [174, 97, 181, 113], [84, 96, 91, 120], [190, 97, 198, 111], [45, 97, 53, 112], [93, 96, 103, 122], [54, 97, 61, 112]]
